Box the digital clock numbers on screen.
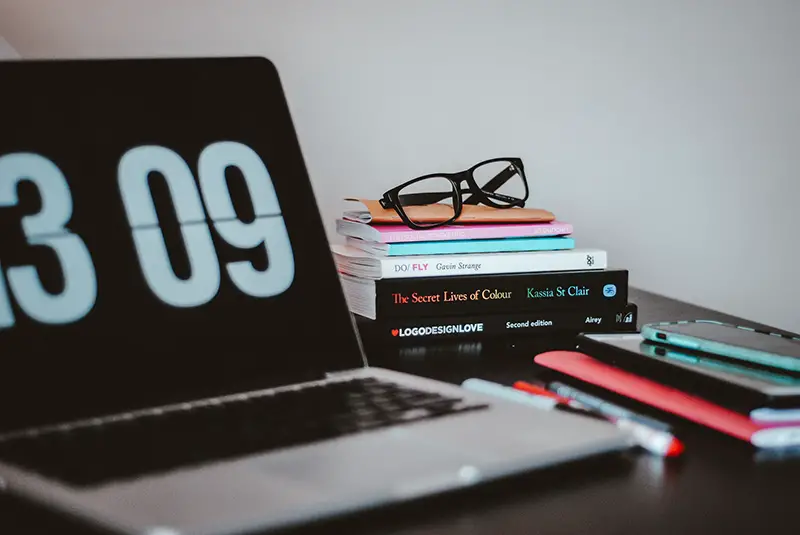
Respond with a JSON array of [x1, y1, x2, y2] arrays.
[[0, 141, 295, 330]]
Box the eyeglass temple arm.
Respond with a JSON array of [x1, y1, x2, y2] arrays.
[[393, 190, 466, 206], [462, 166, 517, 205]]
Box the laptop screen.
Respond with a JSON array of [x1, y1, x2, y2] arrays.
[[0, 57, 364, 434]]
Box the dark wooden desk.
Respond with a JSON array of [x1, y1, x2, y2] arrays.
[[3, 288, 799, 534]]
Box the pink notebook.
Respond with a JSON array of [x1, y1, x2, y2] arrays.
[[336, 219, 573, 244], [534, 351, 800, 449]]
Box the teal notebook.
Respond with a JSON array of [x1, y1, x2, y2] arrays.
[[346, 236, 575, 256]]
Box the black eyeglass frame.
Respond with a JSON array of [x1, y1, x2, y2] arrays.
[[379, 157, 529, 230]]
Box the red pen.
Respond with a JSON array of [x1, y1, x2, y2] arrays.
[[513, 381, 573, 405], [512, 380, 684, 457]]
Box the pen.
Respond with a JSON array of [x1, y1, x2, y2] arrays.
[[512, 381, 577, 406], [461, 378, 558, 410], [515, 379, 675, 434], [546, 381, 672, 432], [461, 378, 683, 457], [461, 378, 614, 425], [534, 380, 684, 457]]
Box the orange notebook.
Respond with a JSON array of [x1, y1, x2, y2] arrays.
[[343, 198, 555, 225]]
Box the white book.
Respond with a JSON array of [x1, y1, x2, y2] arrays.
[[345, 237, 390, 256], [331, 244, 607, 280], [338, 273, 378, 319]]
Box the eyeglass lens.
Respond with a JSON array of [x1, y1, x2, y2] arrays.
[[469, 160, 525, 205], [395, 176, 457, 227]]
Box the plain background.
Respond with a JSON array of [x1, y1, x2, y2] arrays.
[[0, 1, 798, 333], [0, 34, 17, 58]]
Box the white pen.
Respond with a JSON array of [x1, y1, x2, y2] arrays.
[[461, 378, 684, 457]]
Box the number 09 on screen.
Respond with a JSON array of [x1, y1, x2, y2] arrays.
[[0, 141, 295, 329]]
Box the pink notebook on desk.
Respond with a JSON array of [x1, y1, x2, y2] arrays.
[[336, 218, 573, 243], [534, 351, 800, 449]]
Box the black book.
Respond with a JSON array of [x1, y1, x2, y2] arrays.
[[355, 302, 638, 345], [341, 269, 628, 319]]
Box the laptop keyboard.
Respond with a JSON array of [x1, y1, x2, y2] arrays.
[[0, 377, 488, 487]]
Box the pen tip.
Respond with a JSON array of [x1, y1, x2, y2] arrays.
[[665, 439, 685, 457]]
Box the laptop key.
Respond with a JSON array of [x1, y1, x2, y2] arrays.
[[0, 377, 489, 487]]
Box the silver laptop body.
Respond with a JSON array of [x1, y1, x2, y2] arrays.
[[0, 57, 629, 535]]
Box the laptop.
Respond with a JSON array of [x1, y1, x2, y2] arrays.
[[0, 57, 629, 535]]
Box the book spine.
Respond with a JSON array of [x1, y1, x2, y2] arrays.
[[358, 303, 638, 345], [378, 249, 606, 279], [375, 269, 628, 318], [385, 236, 575, 256], [380, 222, 574, 243]]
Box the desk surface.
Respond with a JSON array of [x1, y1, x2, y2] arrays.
[[4, 288, 799, 534]]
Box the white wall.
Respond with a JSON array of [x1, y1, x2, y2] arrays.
[[0, 34, 19, 58], [1, 0, 798, 332]]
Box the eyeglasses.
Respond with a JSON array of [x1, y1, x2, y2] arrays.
[[379, 157, 529, 230]]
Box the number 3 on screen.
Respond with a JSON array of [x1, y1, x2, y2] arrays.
[[118, 141, 295, 308], [0, 153, 98, 328]]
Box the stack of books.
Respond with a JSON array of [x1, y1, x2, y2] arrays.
[[332, 215, 637, 345]]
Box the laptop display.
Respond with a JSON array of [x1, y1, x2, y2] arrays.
[[0, 57, 363, 433]]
